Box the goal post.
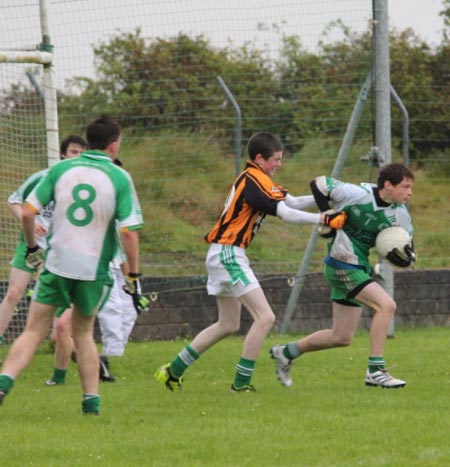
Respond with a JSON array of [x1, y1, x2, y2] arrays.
[[0, 0, 58, 342]]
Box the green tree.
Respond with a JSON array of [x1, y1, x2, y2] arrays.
[[57, 23, 449, 161], [276, 21, 372, 146]]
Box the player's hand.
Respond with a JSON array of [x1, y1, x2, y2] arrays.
[[123, 273, 150, 313], [25, 245, 44, 268], [386, 245, 416, 268], [322, 210, 348, 229]]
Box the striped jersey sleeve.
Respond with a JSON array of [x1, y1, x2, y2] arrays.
[[205, 161, 287, 248]]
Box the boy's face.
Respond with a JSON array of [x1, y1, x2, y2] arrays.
[[384, 177, 414, 204], [255, 151, 283, 177], [61, 143, 86, 160]]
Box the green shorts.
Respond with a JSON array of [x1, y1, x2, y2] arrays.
[[54, 306, 68, 318], [324, 263, 373, 307], [35, 269, 113, 317], [10, 240, 39, 273]]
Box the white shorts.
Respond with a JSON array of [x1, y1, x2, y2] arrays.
[[205, 243, 260, 298], [97, 266, 137, 357]]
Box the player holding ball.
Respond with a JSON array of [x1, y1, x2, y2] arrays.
[[271, 163, 415, 389]]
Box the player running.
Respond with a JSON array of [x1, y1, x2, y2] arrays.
[[270, 163, 415, 389]]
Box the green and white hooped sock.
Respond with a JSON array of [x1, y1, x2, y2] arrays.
[[170, 345, 199, 379], [284, 342, 302, 360], [82, 394, 100, 414], [51, 368, 67, 384], [368, 357, 385, 373], [0, 374, 15, 394], [233, 357, 255, 388]]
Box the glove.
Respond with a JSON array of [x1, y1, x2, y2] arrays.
[[317, 224, 337, 239], [322, 210, 348, 230], [385, 244, 416, 268], [123, 273, 150, 313], [25, 245, 44, 269]]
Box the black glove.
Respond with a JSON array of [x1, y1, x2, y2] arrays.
[[25, 245, 44, 268], [385, 245, 416, 268], [317, 225, 337, 239], [322, 210, 348, 230], [123, 273, 150, 313]]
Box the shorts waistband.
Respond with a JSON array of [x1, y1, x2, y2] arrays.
[[324, 255, 367, 272]]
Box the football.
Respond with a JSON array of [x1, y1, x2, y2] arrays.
[[375, 226, 411, 259]]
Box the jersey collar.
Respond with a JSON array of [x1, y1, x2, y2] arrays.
[[245, 160, 264, 172], [81, 150, 113, 163], [372, 186, 391, 207]]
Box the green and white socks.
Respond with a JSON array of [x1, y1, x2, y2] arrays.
[[49, 368, 67, 385], [233, 357, 255, 388], [368, 357, 385, 374], [283, 342, 302, 360], [82, 394, 100, 415], [169, 345, 200, 379], [0, 374, 14, 396]]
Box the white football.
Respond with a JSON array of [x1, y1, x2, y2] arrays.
[[375, 226, 411, 259]]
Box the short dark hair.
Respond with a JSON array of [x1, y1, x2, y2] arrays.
[[86, 115, 121, 150], [377, 163, 414, 189], [247, 132, 283, 161], [60, 135, 87, 155]]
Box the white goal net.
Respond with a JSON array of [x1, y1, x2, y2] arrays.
[[0, 63, 48, 343]]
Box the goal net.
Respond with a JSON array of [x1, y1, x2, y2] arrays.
[[0, 63, 49, 343]]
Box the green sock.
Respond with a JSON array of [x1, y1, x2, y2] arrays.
[[170, 345, 199, 378], [82, 394, 100, 415], [233, 357, 255, 388], [51, 368, 67, 384], [0, 374, 14, 394], [284, 342, 301, 360], [0, 336, 3, 345], [368, 357, 385, 373]]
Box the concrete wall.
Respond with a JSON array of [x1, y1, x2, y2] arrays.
[[132, 269, 450, 340]]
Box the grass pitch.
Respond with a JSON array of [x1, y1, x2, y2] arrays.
[[1, 328, 450, 466]]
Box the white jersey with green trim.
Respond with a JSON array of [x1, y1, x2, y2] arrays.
[[25, 151, 143, 280], [316, 176, 413, 268], [8, 168, 53, 249]]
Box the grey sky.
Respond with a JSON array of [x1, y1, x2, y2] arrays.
[[0, 0, 446, 91]]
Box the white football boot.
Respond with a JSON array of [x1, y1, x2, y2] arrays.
[[270, 344, 293, 387], [365, 369, 406, 388]]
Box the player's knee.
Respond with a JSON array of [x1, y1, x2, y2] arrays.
[[4, 284, 25, 304], [374, 297, 397, 316], [55, 320, 71, 336], [388, 299, 397, 315], [334, 335, 353, 347], [257, 310, 276, 332]]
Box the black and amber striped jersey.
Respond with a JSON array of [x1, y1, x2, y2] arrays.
[[205, 160, 288, 248]]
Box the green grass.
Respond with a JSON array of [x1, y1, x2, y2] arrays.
[[1, 328, 450, 466]]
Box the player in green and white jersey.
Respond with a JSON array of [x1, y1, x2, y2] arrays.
[[0, 116, 145, 415], [271, 163, 415, 389], [0, 135, 87, 347]]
